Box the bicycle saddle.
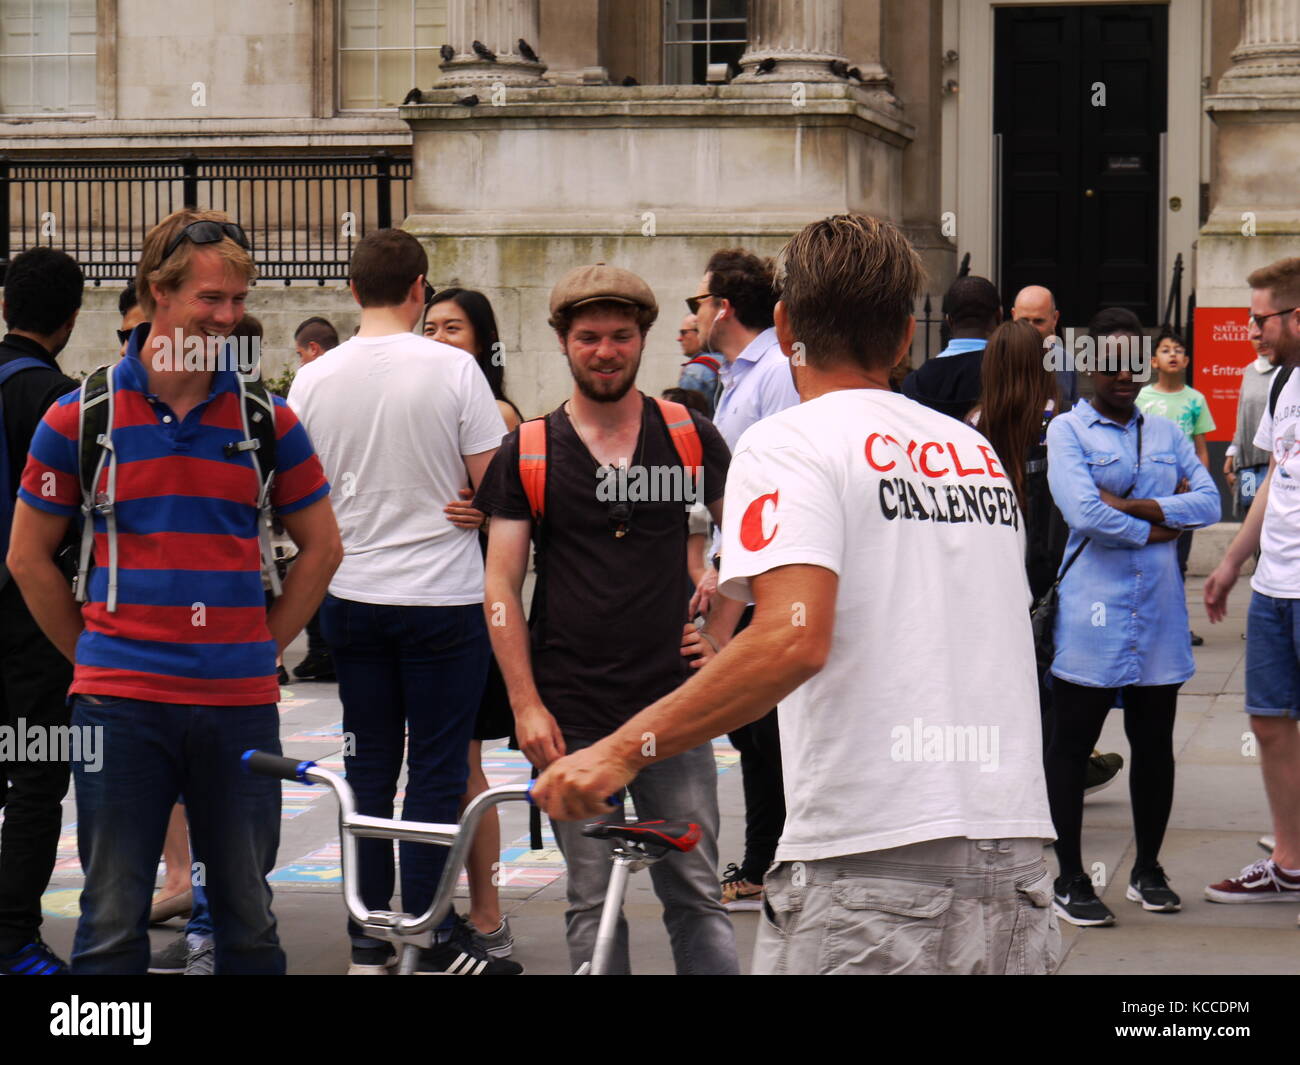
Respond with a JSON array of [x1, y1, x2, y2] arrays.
[[581, 819, 702, 853]]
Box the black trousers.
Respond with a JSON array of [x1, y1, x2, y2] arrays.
[[727, 606, 785, 883], [727, 709, 785, 883], [0, 579, 73, 952], [305, 607, 328, 657], [1045, 677, 1179, 882]]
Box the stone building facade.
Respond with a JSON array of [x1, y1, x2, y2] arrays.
[[0, 0, 1292, 419]]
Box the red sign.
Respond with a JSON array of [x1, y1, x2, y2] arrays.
[[1194, 307, 1254, 443]]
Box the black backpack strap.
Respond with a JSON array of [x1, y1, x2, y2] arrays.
[[229, 375, 278, 491], [77, 365, 112, 500], [1269, 364, 1295, 419]]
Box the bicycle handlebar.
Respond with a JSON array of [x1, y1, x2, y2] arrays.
[[242, 750, 318, 783], [242, 750, 622, 942]]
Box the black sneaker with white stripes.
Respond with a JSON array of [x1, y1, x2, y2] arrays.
[[415, 918, 522, 975], [1053, 872, 1116, 927]]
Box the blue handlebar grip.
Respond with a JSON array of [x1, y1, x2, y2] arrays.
[[524, 779, 620, 808]]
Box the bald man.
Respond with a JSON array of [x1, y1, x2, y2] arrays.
[[1012, 285, 1078, 407]]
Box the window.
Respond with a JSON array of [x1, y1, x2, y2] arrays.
[[338, 0, 448, 110], [0, 0, 96, 116], [663, 0, 747, 86]]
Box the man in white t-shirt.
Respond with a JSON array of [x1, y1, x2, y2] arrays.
[[1205, 257, 1300, 906], [288, 229, 518, 975], [532, 214, 1059, 975]]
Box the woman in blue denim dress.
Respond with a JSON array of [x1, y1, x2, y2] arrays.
[[1043, 308, 1221, 928]]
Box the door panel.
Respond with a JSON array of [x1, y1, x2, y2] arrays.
[[995, 4, 1167, 328]]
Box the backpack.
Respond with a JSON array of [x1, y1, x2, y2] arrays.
[[518, 397, 703, 521], [0, 356, 53, 580], [74, 363, 280, 612], [1269, 364, 1295, 419]]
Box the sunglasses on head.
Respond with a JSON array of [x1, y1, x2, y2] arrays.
[[161, 220, 250, 264]]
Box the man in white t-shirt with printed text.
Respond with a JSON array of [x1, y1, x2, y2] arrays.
[[533, 214, 1059, 975], [1205, 257, 1300, 906]]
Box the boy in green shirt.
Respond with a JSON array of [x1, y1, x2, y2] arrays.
[[1138, 329, 1215, 463], [1137, 327, 1215, 645]]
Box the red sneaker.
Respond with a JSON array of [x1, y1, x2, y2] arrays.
[[1205, 858, 1300, 903]]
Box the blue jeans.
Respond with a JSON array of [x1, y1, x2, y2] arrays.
[[1246, 591, 1300, 718], [70, 697, 284, 974], [319, 596, 489, 945]]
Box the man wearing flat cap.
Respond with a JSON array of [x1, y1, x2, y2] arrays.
[[473, 264, 739, 974]]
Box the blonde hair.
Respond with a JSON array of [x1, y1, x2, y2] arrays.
[[135, 208, 256, 317]]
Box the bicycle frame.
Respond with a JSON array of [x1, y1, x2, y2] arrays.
[[254, 757, 678, 975]]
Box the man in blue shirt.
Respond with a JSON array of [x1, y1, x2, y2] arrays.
[[903, 276, 1002, 421], [688, 248, 798, 910]]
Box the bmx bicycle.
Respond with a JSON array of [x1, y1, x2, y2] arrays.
[[243, 750, 701, 975]]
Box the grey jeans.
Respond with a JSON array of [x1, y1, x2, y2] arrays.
[[753, 837, 1060, 975], [551, 740, 740, 975]]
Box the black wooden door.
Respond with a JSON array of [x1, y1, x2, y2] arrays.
[[995, 4, 1167, 327]]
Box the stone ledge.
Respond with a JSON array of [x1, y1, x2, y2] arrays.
[[0, 117, 411, 152], [403, 212, 874, 237], [400, 82, 913, 145]]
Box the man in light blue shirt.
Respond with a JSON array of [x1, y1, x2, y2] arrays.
[[688, 247, 799, 910]]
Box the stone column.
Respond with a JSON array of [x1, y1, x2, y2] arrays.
[[733, 0, 849, 83], [1216, 0, 1300, 97], [438, 0, 547, 88], [1199, 0, 1300, 305]]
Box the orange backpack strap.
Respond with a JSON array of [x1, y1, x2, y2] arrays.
[[654, 397, 704, 479], [518, 417, 548, 521]]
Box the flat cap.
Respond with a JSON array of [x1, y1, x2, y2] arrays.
[[549, 263, 658, 317]]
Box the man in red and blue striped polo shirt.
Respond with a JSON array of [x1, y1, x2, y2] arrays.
[[6, 209, 342, 974]]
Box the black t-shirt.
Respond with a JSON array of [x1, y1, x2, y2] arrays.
[[473, 395, 730, 741], [1, 334, 78, 508]]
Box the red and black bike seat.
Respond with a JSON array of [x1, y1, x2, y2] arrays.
[[581, 819, 702, 853]]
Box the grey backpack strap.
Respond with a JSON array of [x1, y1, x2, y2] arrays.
[[75, 365, 117, 610]]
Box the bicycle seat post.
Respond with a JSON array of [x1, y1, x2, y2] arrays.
[[587, 852, 638, 976]]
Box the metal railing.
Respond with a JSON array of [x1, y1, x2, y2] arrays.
[[0, 153, 412, 285]]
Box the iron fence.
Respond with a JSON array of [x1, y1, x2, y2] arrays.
[[0, 153, 412, 285]]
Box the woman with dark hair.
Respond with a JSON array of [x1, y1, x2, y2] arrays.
[[424, 287, 523, 431], [420, 287, 519, 959], [1040, 308, 1220, 928]]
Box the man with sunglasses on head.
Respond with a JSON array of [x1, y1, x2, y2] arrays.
[[1205, 257, 1300, 906], [473, 264, 738, 974], [7, 209, 342, 973]]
